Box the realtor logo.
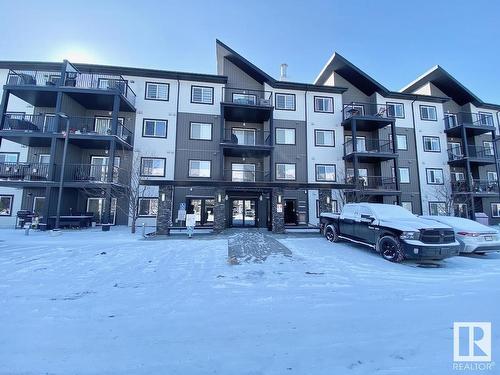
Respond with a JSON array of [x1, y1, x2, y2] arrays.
[[454, 322, 492, 362]]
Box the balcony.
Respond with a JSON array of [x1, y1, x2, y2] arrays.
[[6, 68, 136, 111], [346, 176, 398, 194], [343, 138, 396, 162], [444, 112, 496, 136], [451, 179, 499, 195], [220, 128, 272, 157], [221, 87, 273, 122], [0, 162, 50, 182], [448, 145, 495, 165], [56, 164, 129, 186], [1, 114, 133, 148], [342, 102, 395, 130], [224, 168, 270, 183]]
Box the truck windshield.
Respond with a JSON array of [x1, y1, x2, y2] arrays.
[[370, 205, 416, 220]]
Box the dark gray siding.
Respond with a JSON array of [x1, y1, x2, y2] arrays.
[[273, 119, 307, 182]]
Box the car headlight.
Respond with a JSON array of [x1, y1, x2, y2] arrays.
[[400, 231, 420, 240]]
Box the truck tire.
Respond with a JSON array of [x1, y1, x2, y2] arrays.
[[325, 225, 339, 243], [378, 235, 404, 263]]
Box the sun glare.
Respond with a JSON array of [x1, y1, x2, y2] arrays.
[[53, 48, 97, 64]]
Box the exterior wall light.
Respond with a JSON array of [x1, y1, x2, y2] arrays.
[[225, 194, 228, 201], [326, 196, 331, 204], [217, 193, 222, 203], [161, 193, 166, 202], [277, 194, 282, 204], [259, 194, 263, 201]]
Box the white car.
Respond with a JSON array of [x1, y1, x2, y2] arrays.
[[421, 216, 500, 254]]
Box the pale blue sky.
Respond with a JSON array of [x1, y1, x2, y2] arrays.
[[1, 0, 499, 102]]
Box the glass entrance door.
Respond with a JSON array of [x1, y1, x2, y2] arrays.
[[231, 199, 256, 227], [86, 197, 117, 224]]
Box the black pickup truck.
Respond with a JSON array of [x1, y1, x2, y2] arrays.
[[319, 203, 460, 262]]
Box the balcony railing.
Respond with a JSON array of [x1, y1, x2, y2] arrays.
[[224, 169, 270, 182], [6, 69, 136, 106], [0, 162, 50, 181], [222, 87, 273, 107], [222, 129, 271, 146], [2, 114, 133, 143], [346, 176, 397, 190], [452, 179, 499, 194], [447, 145, 495, 161], [57, 164, 129, 185], [344, 138, 393, 155], [342, 102, 396, 121], [444, 112, 496, 129]]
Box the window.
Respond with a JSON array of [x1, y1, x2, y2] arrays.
[[232, 163, 256, 182], [386, 102, 405, 118], [449, 142, 462, 157], [345, 104, 364, 118], [276, 163, 296, 180], [0, 195, 13, 216], [38, 154, 50, 164], [483, 141, 494, 156], [492, 203, 500, 217], [423, 136, 441, 152], [232, 93, 256, 105], [314, 96, 334, 113], [142, 119, 167, 138], [479, 111, 494, 126], [191, 86, 214, 104], [232, 128, 256, 145], [138, 198, 158, 217], [429, 202, 446, 216], [94, 116, 125, 135], [332, 200, 338, 213], [345, 135, 366, 151], [315, 164, 336, 181], [145, 82, 169, 101], [189, 160, 211, 178], [389, 134, 408, 151], [420, 105, 437, 121], [140, 158, 165, 177], [190, 122, 212, 140], [33, 197, 45, 216], [426, 168, 444, 184], [314, 130, 335, 147], [399, 167, 410, 183], [451, 172, 465, 182], [347, 168, 368, 185], [275, 128, 295, 145], [275, 93, 295, 110], [487, 171, 498, 182], [0, 152, 19, 163], [454, 203, 468, 218], [401, 201, 413, 212]]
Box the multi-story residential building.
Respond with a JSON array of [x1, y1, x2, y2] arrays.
[[0, 40, 499, 230]]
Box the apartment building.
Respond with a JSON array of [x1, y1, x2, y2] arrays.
[[0, 40, 499, 231]]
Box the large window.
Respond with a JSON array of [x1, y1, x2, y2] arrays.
[[492, 203, 500, 217], [232, 128, 256, 145], [142, 119, 167, 138], [386, 102, 405, 118], [275, 128, 295, 145], [423, 136, 441, 152], [232, 163, 256, 182], [315, 130, 335, 147], [479, 111, 494, 126], [426, 168, 444, 184], [314, 96, 334, 113], [0, 152, 19, 163], [483, 141, 494, 156], [449, 142, 462, 158], [487, 171, 498, 182], [429, 202, 446, 216], [140, 158, 165, 177], [276, 163, 296, 180], [190, 122, 212, 140], [275, 93, 295, 110], [420, 105, 437, 121], [315, 164, 336, 181], [399, 167, 410, 183], [145, 82, 169, 101], [138, 198, 158, 217], [0, 195, 13, 216], [396, 135, 407, 150], [189, 160, 211, 178], [191, 86, 214, 104]]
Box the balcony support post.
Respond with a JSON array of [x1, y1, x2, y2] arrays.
[[351, 119, 360, 202], [390, 120, 401, 204], [219, 109, 224, 180], [54, 91, 63, 132], [493, 131, 500, 200], [269, 114, 274, 180], [55, 117, 70, 229], [461, 125, 475, 219], [0, 89, 10, 132]]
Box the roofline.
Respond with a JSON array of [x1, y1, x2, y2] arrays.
[[399, 65, 440, 93], [0, 60, 228, 84]]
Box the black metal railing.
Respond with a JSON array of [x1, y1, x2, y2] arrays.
[[344, 138, 393, 155], [6, 69, 136, 106], [221, 129, 271, 146], [342, 102, 396, 121], [452, 179, 499, 193], [346, 175, 397, 190], [448, 145, 495, 161], [222, 87, 273, 107], [0, 162, 50, 181], [224, 169, 270, 182], [57, 164, 129, 185], [444, 112, 496, 129]]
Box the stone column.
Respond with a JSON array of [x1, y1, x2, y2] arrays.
[[156, 185, 173, 235], [319, 189, 333, 214], [213, 188, 226, 233], [272, 187, 285, 233]]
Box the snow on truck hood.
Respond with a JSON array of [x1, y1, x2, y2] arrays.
[[378, 217, 453, 232]]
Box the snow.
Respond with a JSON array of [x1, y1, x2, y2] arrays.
[[0, 227, 499, 374], [421, 215, 500, 233]]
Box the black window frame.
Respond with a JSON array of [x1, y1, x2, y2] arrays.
[[395, 134, 408, 151], [140, 157, 166, 177], [314, 96, 334, 113], [419, 105, 438, 121], [491, 203, 500, 218], [426, 168, 444, 185], [137, 197, 159, 217], [399, 167, 410, 184], [0, 194, 14, 216], [275, 127, 296, 145], [144, 81, 170, 101], [275, 163, 296, 181], [315, 164, 336, 182], [189, 122, 213, 141], [142, 118, 168, 138], [0, 152, 20, 163], [314, 129, 335, 147], [275, 93, 296, 111], [422, 136, 441, 152], [429, 201, 446, 215], [191, 85, 214, 105], [386, 102, 405, 119], [188, 159, 212, 178]]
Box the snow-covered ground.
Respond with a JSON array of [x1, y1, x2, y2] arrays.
[[0, 227, 498, 375]]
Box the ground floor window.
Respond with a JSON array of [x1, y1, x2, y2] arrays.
[[0, 195, 13, 216], [401, 201, 413, 212], [429, 201, 446, 215], [137, 198, 158, 218], [186, 198, 214, 226], [491, 203, 500, 217], [87, 197, 117, 224]]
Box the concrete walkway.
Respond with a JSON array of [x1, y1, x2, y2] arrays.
[[226, 228, 292, 262]]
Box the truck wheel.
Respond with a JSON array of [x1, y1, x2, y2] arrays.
[[378, 235, 404, 263], [325, 225, 339, 242]]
